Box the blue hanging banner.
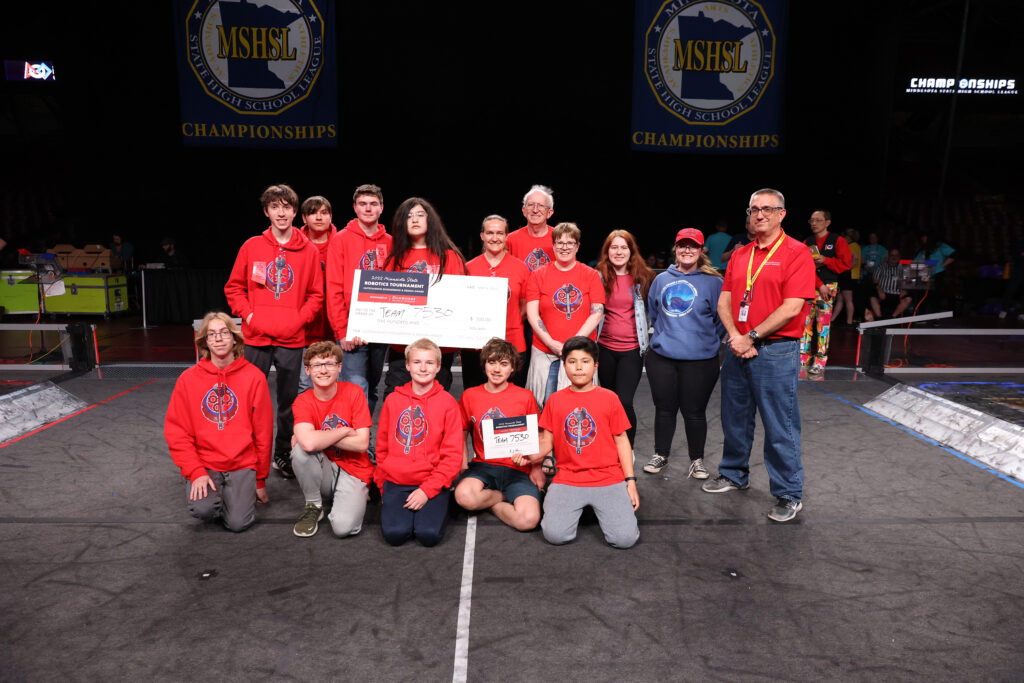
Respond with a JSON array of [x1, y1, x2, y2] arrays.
[[631, 0, 788, 154], [173, 0, 337, 148]]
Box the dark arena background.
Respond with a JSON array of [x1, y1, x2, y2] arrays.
[[1, 2, 1023, 681]]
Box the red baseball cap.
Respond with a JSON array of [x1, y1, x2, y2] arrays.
[[674, 228, 705, 246]]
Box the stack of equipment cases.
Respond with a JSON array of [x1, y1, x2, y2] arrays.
[[0, 270, 41, 315]]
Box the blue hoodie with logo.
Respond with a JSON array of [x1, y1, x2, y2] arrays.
[[647, 265, 725, 360]]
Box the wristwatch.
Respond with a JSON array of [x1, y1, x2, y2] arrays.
[[747, 329, 759, 342]]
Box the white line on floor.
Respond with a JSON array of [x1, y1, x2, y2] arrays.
[[452, 515, 478, 683]]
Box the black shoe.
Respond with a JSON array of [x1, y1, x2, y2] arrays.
[[272, 453, 295, 479]]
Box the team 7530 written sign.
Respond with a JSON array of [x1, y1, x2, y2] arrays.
[[346, 271, 507, 348]]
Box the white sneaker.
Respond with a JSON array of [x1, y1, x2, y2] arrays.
[[688, 458, 709, 479]]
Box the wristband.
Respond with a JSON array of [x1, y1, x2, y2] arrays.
[[624, 476, 637, 482]]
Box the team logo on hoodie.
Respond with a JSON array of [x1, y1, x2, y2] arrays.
[[359, 249, 380, 270], [563, 407, 596, 454], [397, 405, 427, 453], [266, 258, 295, 296], [201, 383, 238, 429], [660, 279, 699, 317], [526, 248, 550, 271], [553, 283, 583, 320]]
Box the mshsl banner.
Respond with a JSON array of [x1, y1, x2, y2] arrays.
[[173, 0, 337, 148], [631, 0, 788, 154]]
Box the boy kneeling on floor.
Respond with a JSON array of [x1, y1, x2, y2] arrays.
[[374, 338, 462, 546], [165, 312, 272, 532], [513, 336, 639, 548], [290, 341, 373, 538], [455, 338, 544, 531]]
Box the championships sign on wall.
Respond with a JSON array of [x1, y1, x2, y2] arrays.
[[631, 0, 788, 154], [173, 0, 337, 148]]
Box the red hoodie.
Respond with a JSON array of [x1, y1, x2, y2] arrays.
[[301, 223, 337, 342], [325, 219, 393, 340], [373, 381, 462, 498], [164, 357, 273, 488], [225, 227, 325, 348]]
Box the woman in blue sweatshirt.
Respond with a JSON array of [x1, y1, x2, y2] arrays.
[[642, 228, 725, 478]]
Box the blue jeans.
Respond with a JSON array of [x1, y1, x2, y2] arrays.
[[339, 342, 387, 414], [545, 358, 561, 404], [719, 340, 803, 501]]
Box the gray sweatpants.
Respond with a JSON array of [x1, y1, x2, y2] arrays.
[[291, 445, 369, 537], [541, 481, 639, 549], [186, 468, 256, 533]]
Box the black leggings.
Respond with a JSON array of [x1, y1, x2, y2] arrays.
[[645, 350, 720, 460], [597, 345, 643, 447]]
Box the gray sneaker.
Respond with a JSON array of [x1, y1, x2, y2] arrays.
[[701, 475, 749, 494], [293, 503, 324, 537], [688, 458, 709, 480], [643, 454, 668, 474], [767, 497, 803, 522]]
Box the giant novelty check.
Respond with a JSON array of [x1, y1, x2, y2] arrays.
[[346, 271, 507, 348]]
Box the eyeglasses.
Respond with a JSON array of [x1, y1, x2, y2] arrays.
[[808, 218, 827, 223], [306, 361, 339, 371], [524, 202, 551, 211], [206, 330, 233, 341], [675, 244, 702, 252], [554, 241, 578, 250], [746, 206, 784, 216], [408, 211, 427, 219]]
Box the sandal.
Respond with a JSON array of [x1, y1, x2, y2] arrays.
[[541, 454, 558, 476]]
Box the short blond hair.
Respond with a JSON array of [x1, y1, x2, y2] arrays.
[[404, 338, 441, 364], [196, 312, 244, 360], [552, 222, 580, 244]]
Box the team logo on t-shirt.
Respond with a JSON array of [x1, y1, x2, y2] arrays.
[[563, 407, 596, 454], [553, 283, 584, 320], [321, 414, 349, 430], [406, 260, 429, 273], [201, 383, 238, 430], [475, 406, 506, 438], [397, 405, 427, 453], [526, 248, 550, 271], [266, 257, 295, 296], [660, 279, 699, 318]]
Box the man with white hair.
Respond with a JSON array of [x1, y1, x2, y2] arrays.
[[507, 184, 556, 272]]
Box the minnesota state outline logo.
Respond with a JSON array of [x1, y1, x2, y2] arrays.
[[185, 0, 325, 115], [644, 0, 775, 125]]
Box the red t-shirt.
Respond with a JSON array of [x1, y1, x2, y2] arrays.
[[466, 253, 530, 352], [388, 247, 466, 353], [539, 386, 630, 487], [291, 382, 374, 484], [525, 262, 606, 353], [459, 383, 539, 473], [597, 274, 639, 351], [722, 233, 816, 338], [507, 226, 555, 272]]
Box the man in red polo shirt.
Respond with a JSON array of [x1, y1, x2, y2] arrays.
[[702, 188, 815, 523]]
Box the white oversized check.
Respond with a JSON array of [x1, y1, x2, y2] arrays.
[[481, 414, 540, 460], [346, 270, 507, 348]]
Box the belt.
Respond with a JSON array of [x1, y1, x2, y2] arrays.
[[754, 336, 795, 348]]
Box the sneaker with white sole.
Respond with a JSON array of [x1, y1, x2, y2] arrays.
[[273, 453, 295, 479], [767, 497, 802, 522], [701, 475, 749, 494], [293, 503, 324, 537], [642, 454, 668, 474], [688, 458, 709, 479]]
